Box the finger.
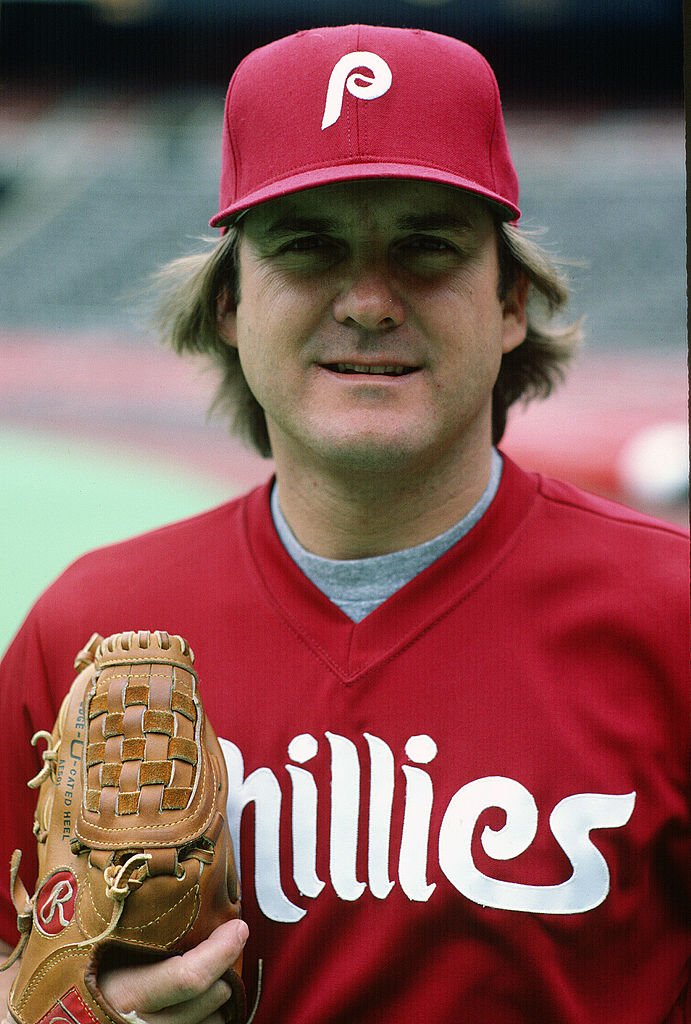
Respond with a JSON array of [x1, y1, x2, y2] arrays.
[[121, 1004, 230, 1024], [149, 921, 247, 1008], [121, 977, 232, 1024], [101, 919, 248, 1014], [163, 980, 232, 1024]]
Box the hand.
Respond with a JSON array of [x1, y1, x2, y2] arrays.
[[98, 919, 248, 1024]]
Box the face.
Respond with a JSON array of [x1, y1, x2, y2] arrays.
[[218, 179, 527, 481]]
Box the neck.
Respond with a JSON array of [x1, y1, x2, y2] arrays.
[[273, 446, 495, 559]]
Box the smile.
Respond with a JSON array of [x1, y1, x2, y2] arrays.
[[324, 363, 416, 377]]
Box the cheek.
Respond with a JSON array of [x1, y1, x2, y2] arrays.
[[427, 279, 504, 357], [235, 323, 270, 394], [234, 314, 299, 419]]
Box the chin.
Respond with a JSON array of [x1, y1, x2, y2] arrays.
[[312, 433, 427, 473]]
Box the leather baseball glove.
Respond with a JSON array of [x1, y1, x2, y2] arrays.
[[2, 630, 246, 1024]]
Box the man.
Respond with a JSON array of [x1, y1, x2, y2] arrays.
[[0, 24, 688, 1024]]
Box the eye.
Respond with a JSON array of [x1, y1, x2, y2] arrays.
[[393, 235, 470, 273], [280, 235, 338, 254], [269, 233, 347, 274], [394, 235, 465, 261], [405, 235, 457, 253]]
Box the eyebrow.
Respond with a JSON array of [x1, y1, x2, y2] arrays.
[[397, 212, 474, 232], [260, 210, 476, 237], [262, 216, 339, 235]]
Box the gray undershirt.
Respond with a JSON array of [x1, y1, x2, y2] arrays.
[[270, 449, 503, 622]]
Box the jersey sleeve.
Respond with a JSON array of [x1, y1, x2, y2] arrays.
[[0, 605, 62, 946]]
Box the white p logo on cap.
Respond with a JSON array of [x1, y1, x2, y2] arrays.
[[321, 51, 393, 130]]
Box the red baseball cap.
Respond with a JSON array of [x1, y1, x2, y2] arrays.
[[210, 24, 520, 227]]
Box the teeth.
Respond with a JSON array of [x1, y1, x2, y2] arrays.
[[332, 363, 411, 376]]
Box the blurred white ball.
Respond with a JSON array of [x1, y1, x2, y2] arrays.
[[617, 421, 689, 505]]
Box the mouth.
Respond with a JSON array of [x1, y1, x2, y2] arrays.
[[321, 362, 418, 377]]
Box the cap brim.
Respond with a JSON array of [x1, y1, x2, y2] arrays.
[[209, 161, 520, 227]]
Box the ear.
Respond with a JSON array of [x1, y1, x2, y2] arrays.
[[216, 288, 238, 349], [500, 271, 529, 355]]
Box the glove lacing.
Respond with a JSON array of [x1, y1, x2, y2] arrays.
[[76, 852, 152, 948], [27, 730, 60, 789]]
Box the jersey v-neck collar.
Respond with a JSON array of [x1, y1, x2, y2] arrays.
[[241, 455, 539, 683]]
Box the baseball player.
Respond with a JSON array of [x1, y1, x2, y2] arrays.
[[1, 24, 688, 1024]]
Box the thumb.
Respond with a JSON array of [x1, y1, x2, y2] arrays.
[[99, 919, 249, 1014]]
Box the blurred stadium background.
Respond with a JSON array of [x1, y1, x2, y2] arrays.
[[0, 0, 687, 651]]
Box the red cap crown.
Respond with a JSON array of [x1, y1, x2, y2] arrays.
[[210, 24, 520, 226]]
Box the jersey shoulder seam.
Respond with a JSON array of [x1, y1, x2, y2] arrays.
[[536, 477, 688, 539]]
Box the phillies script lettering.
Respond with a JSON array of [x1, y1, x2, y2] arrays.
[[220, 733, 635, 923]]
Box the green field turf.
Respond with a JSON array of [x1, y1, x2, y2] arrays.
[[0, 428, 231, 653]]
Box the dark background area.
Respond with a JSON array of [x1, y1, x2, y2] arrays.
[[0, 0, 683, 106]]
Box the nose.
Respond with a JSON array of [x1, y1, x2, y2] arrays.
[[332, 262, 405, 331]]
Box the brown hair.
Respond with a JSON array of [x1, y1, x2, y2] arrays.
[[155, 219, 581, 457]]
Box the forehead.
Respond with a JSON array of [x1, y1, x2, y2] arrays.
[[241, 179, 494, 234]]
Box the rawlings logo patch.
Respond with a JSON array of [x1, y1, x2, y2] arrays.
[[37, 987, 100, 1024], [35, 869, 78, 936]]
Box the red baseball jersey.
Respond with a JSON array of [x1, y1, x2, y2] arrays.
[[1, 457, 688, 1022]]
